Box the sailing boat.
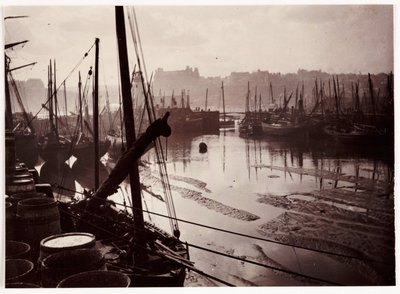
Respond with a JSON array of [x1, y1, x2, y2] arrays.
[[72, 64, 111, 163], [37, 60, 72, 167], [4, 48, 39, 168], [67, 7, 188, 286], [219, 81, 235, 129], [261, 87, 306, 136]]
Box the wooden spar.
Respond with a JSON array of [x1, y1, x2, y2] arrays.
[[254, 86, 257, 113], [4, 55, 13, 130], [115, 6, 145, 262], [78, 72, 83, 132], [269, 82, 274, 104], [246, 81, 250, 113], [86, 113, 171, 209], [368, 73, 376, 123], [94, 38, 100, 190], [333, 76, 340, 120], [4, 40, 28, 50], [63, 81, 68, 128], [295, 83, 299, 111], [283, 87, 286, 113], [221, 81, 226, 122], [48, 61, 55, 135], [54, 60, 59, 139], [205, 88, 208, 110], [9, 62, 37, 72]]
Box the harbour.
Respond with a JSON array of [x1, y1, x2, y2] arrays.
[[3, 4, 396, 289]]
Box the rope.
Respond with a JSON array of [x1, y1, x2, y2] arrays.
[[59, 201, 339, 286], [84, 194, 392, 266], [58, 205, 234, 286], [25, 41, 96, 129], [127, 7, 179, 236], [186, 242, 341, 286]]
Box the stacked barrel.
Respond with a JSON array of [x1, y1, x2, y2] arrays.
[[5, 160, 131, 287]]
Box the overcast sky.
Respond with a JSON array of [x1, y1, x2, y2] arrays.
[[3, 5, 394, 86]]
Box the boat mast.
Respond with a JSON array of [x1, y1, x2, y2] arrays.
[[54, 60, 59, 139], [5, 55, 13, 130], [78, 72, 83, 132], [48, 61, 56, 135], [205, 88, 208, 111], [94, 38, 100, 190], [221, 81, 226, 122], [115, 6, 145, 261]]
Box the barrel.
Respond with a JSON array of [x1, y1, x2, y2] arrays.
[[6, 202, 15, 240], [14, 163, 29, 175], [57, 270, 131, 288], [5, 130, 16, 183], [41, 249, 106, 288], [9, 192, 46, 214], [6, 259, 35, 284], [16, 197, 61, 259], [6, 178, 36, 195], [6, 241, 31, 260], [39, 232, 96, 263], [6, 282, 40, 288]]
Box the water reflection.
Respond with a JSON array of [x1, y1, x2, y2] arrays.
[[40, 162, 76, 198], [71, 159, 109, 190]]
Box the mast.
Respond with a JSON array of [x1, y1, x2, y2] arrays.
[[269, 82, 274, 104], [78, 72, 83, 132], [221, 81, 226, 122], [63, 81, 68, 127], [5, 55, 13, 130], [205, 88, 208, 111], [94, 38, 100, 190], [54, 60, 59, 139], [115, 6, 145, 261], [48, 61, 55, 135]]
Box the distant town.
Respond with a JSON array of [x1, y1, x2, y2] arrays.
[[12, 66, 391, 115]]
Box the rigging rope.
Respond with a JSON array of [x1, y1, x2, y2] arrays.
[[127, 7, 179, 237], [82, 193, 391, 266], [25, 41, 96, 130], [59, 201, 340, 286]]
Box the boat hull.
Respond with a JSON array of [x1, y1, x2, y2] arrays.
[[261, 122, 306, 136], [14, 133, 39, 168]]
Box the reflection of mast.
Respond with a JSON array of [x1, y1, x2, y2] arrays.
[[253, 139, 258, 180], [245, 138, 251, 180], [222, 132, 226, 173]]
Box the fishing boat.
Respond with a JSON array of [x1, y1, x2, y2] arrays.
[[219, 81, 235, 129], [72, 68, 111, 162], [322, 122, 380, 141], [38, 60, 72, 167], [5, 7, 189, 288], [5, 40, 39, 168], [261, 119, 306, 136]]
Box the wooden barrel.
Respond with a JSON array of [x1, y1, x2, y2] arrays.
[[39, 232, 96, 263], [57, 270, 131, 288], [6, 202, 15, 240], [41, 249, 106, 288], [6, 241, 31, 260], [6, 259, 35, 284], [9, 192, 46, 214], [6, 179, 36, 195], [16, 197, 61, 259], [5, 130, 16, 183]]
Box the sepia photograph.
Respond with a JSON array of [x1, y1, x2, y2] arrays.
[[2, 1, 396, 289]]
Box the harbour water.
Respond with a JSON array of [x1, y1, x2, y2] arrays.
[[39, 126, 394, 286]]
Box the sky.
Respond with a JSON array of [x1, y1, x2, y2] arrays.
[[2, 3, 394, 86]]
